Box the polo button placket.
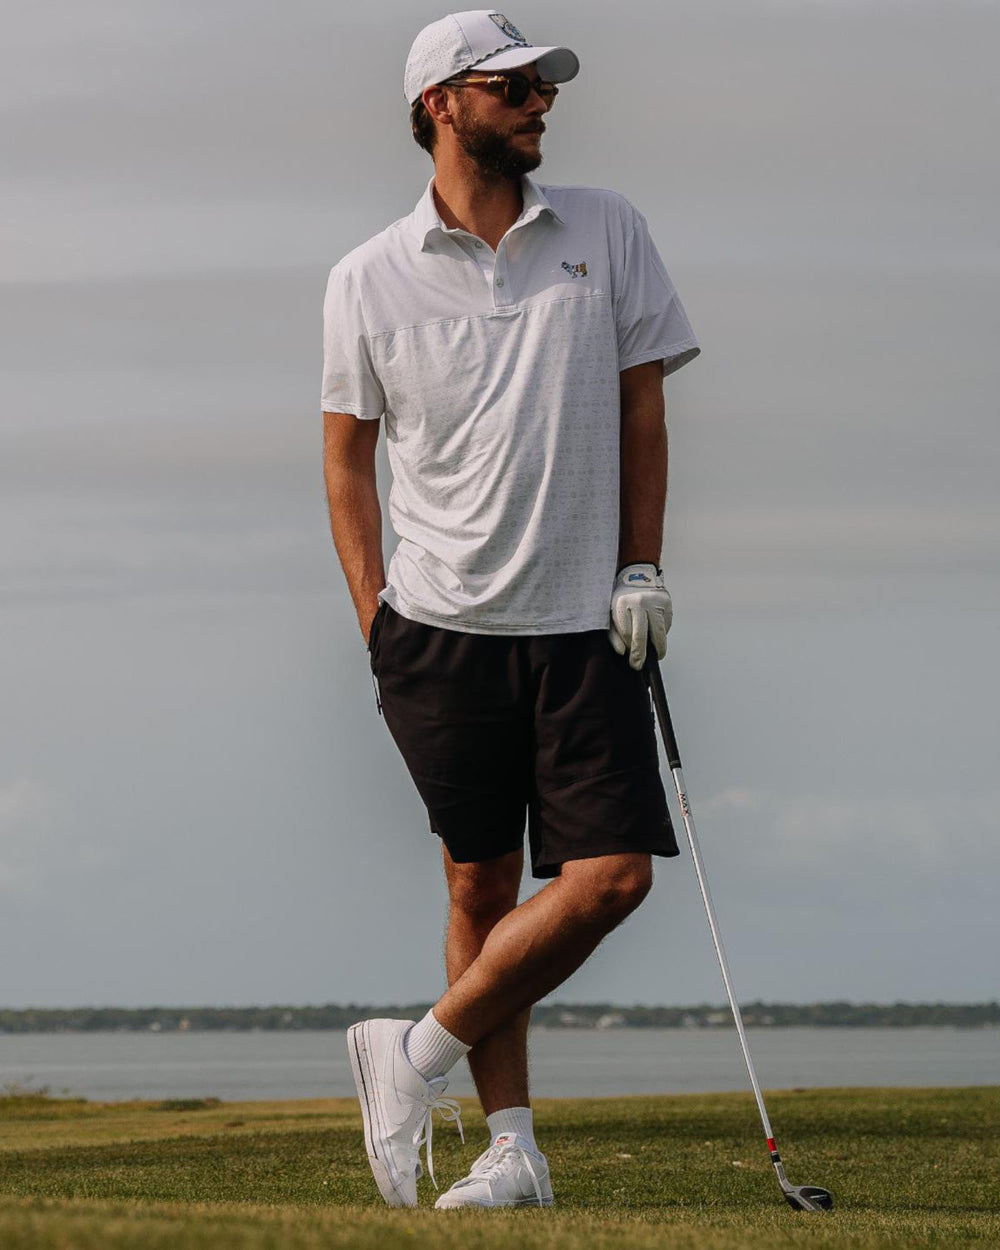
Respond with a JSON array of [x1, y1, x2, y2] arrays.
[[469, 238, 493, 285], [445, 230, 495, 287], [492, 241, 513, 311]]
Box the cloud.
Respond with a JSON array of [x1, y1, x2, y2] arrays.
[[696, 785, 998, 910], [0, 778, 50, 826], [0, 779, 59, 891]]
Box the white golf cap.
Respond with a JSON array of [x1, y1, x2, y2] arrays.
[[404, 10, 580, 104]]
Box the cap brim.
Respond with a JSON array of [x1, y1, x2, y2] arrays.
[[473, 44, 580, 83]]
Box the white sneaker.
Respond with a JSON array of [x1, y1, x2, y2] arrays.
[[434, 1132, 553, 1209], [347, 1018, 464, 1207]]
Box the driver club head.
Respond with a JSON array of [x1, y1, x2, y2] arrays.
[[783, 1185, 834, 1212]]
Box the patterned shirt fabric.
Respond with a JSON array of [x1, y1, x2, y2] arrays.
[[321, 176, 700, 635]]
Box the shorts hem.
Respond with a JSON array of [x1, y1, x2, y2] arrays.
[[434, 827, 526, 866], [532, 840, 680, 880]]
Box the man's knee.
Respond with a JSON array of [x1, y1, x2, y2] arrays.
[[445, 849, 522, 935], [565, 853, 653, 925]]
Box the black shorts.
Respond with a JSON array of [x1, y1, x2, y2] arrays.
[[368, 602, 677, 879]]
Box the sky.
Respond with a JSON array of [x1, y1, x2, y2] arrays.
[[2, 0, 998, 1010]]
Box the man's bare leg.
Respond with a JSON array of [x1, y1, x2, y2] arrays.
[[348, 850, 653, 1209], [434, 851, 652, 1046], [443, 846, 529, 1115]]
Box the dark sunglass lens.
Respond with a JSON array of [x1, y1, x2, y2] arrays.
[[505, 73, 531, 107]]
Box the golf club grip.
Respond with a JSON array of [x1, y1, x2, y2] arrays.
[[643, 653, 681, 770]]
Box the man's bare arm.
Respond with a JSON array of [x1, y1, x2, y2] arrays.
[[618, 360, 668, 569], [323, 411, 385, 644]]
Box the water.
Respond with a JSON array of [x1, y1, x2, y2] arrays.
[[1, 1027, 995, 1103]]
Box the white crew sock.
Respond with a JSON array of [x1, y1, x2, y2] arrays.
[[403, 1009, 470, 1081], [487, 1106, 539, 1155]]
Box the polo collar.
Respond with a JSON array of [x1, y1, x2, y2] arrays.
[[411, 175, 564, 250]]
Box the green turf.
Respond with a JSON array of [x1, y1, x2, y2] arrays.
[[0, 1086, 996, 1248]]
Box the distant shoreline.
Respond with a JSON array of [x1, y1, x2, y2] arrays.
[[2, 1001, 997, 1034]]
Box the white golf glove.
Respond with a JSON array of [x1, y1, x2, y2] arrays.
[[608, 563, 673, 671]]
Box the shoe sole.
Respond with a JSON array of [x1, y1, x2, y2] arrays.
[[347, 1020, 413, 1208], [435, 1196, 554, 1209]]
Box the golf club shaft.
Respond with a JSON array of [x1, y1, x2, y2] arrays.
[[643, 656, 775, 1145]]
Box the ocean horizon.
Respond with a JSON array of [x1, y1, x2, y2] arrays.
[[2, 1026, 996, 1104]]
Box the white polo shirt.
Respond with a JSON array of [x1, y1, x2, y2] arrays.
[[322, 176, 700, 635]]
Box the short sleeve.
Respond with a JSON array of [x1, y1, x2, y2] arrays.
[[321, 262, 386, 419], [615, 205, 701, 378]]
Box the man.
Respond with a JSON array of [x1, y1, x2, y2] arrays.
[[322, 10, 700, 1210]]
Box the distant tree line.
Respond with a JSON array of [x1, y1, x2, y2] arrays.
[[1, 1001, 998, 1033]]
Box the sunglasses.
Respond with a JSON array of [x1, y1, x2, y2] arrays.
[[442, 71, 559, 109]]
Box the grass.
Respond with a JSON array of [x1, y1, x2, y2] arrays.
[[0, 1085, 996, 1247]]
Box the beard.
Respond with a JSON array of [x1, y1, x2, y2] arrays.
[[452, 102, 544, 180]]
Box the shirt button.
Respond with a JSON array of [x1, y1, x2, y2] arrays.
[[495, 277, 504, 287], [474, 241, 483, 249]]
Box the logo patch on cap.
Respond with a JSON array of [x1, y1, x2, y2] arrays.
[[489, 13, 528, 44]]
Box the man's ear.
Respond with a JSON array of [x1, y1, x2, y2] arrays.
[[423, 84, 455, 128]]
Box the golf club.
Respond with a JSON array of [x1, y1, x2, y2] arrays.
[[643, 653, 834, 1213]]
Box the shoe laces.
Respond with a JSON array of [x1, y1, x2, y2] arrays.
[[412, 1076, 464, 1190], [451, 1137, 544, 1204]]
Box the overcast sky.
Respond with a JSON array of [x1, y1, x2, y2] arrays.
[[2, 0, 998, 1010]]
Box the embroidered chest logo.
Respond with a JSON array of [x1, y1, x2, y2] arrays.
[[489, 13, 527, 44], [561, 261, 588, 279]]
